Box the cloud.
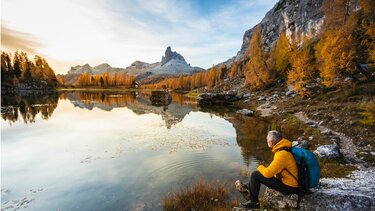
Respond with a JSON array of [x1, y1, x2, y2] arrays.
[[1, 25, 44, 55], [1, 0, 278, 73], [122, 0, 278, 68]]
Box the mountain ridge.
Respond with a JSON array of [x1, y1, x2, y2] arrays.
[[60, 46, 203, 86]]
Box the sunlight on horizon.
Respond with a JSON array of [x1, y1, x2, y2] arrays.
[[1, 0, 278, 73]]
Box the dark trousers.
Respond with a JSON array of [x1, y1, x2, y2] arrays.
[[248, 171, 298, 202]]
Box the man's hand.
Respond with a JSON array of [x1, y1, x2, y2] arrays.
[[259, 161, 268, 167]]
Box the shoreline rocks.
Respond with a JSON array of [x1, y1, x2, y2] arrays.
[[263, 168, 375, 210], [236, 109, 254, 116], [197, 92, 242, 107]]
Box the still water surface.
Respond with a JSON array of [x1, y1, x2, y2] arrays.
[[1, 91, 272, 210]]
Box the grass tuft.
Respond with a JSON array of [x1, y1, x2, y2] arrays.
[[163, 179, 237, 211], [359, 97, 375, 126]]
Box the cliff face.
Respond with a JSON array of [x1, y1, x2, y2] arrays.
[[224, 0, 359, 66], [238, 0, 324, 56]]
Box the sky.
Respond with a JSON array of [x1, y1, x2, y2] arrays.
[[1, 0, 278, 74]]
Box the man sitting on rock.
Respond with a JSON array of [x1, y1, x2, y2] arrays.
[[236, 130, 298, 209]]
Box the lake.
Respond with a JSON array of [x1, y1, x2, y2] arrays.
[[1, 91, 272, 210]]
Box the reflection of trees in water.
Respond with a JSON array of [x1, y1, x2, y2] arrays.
[[230, 116, 273, 166], [1, 93, 58, 124], [63, 91, 136, 111], [169, 92, 197, 108], [201, 112, 272, 166], [196, 109, 273, 166]]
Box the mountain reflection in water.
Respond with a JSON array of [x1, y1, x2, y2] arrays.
[[1, 91, 273, 210], [1, 91, 273, 162]]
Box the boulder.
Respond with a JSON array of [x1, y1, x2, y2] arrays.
[[321, 129, 333, 136], [314, 144, 340, 158], [292, 141, 299, 147], [299, 140, 310, 149], [263, 187, 374, 211], [292, 140, 309, 149], [242, 93, 251, 98], [236, 109, 254, 116], [286, 86, 294, 96], [258, 96, 266, 101], [197, 93, 241, 107]]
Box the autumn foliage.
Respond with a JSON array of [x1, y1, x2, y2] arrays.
[[273, 32, 292, 76], [244, 26, 275, 89], [77, 72, 135, 88], [287, 38, 317, 96], [141, 64, 228, 91], [1, 51, 58, 88], [75, 0, 373, 93], [238, 0, 374, 93]]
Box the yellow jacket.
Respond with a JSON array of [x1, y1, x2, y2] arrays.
[[257, 138, 298, 188]]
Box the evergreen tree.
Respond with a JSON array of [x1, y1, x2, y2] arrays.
[[13, 51, 22, 79]]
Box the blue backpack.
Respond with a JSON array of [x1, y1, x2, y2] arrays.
[[280, 147, 320, 208]]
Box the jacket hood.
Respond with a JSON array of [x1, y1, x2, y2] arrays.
[[272, 138, 292, 153]]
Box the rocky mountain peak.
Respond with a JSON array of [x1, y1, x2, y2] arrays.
[[130, 61, 150, 69], [67, 64, 92, 75], [161, 46, 187, 66], [94, 63, 111, 69], [92, 63, 112, 73]]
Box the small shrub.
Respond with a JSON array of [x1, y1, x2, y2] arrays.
[[163, 179, 233, 211], [359, 97, 375, 126]]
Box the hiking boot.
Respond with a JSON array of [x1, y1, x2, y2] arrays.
[[235, 180, 249, 193], [240, 200, 260, 209]]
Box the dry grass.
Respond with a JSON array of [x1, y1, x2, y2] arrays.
[[319, 158, 357, 178], [359, 97, 375, 126], [163, 179, 237, 211]]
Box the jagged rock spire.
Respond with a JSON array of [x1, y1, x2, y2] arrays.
[[161, 46, 187, 66]]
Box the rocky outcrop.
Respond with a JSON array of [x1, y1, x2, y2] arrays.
[[263, 168, 375, 210], [129, 61, 153, 69], [161, 46, 187, 66], [151, 46, 203, 75], [314, 144, 340, 158], [219, 0, 359, 66], [67, 64, 93, 75], [236, 109, 254, 116], [197, 92, 242, 107]]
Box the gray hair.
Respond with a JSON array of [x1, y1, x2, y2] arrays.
[[267, 130, 282, 144]]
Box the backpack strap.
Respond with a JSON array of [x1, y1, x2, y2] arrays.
[[283, 167, 298, 183], [277, 147, 298, 183]]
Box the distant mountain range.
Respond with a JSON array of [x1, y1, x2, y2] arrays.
[[59, 46, 204, 86]]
